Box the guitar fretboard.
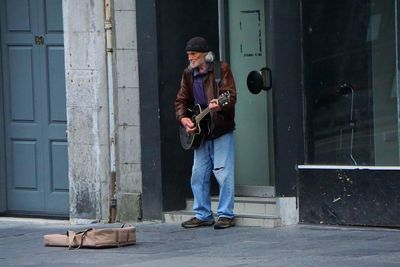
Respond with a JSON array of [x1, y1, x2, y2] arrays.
[[193, 92, 229, 124], [195, 107, 211, 123]]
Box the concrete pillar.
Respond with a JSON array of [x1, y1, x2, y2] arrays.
[[276, 197, 299, 226], [63, 0, 110, 223], [64, 0, 142, 223]]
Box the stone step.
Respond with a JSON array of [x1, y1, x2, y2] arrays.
[[164, 196, 282, 228], [163, 210, 281, 228], [185, 196, 278, 216]]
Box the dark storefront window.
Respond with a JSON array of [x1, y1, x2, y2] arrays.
[[303, 0, 400, 166]]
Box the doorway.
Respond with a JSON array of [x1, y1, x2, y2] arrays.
[[0, 0, 68, 216], [224, 0, 274, 197]]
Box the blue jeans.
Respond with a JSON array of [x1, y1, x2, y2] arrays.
[[191, 132, 235, 221]]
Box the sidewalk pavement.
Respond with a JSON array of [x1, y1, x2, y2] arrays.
[[0, 217, 399, 267]]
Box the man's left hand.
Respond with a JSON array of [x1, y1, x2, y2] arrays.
[[209, 99, 222, 112]]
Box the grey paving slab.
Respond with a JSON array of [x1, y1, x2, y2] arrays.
[[0, 217, 399, 267]]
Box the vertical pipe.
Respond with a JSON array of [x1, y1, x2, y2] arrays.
[[105, 0, 117, 222], [218, 0, 226, 61]]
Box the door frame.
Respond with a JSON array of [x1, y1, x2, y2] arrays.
[[0, 6, 6, 212], [218, 0, 275, 197]]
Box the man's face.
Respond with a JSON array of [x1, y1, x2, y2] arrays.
[[187, 51, 205, 69]]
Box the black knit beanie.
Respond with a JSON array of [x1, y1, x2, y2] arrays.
[[185, 36, 209, 52]]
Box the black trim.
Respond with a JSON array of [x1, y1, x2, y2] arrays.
[[136, 0, 163, 220], [269, 0, 304, 197], [221, 0, 230, 63]]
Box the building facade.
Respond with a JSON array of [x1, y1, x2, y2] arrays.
[[0, 0, 142, 223], [0, 0, 399, 227]]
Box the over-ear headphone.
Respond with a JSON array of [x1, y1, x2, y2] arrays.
[[205, 51, 215, 63]]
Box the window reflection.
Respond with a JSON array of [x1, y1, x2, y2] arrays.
[[303, 0, 399, 166]]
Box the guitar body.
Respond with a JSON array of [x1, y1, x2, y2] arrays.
[[178, 92, 230, 150], [179, 104, 210, 150]]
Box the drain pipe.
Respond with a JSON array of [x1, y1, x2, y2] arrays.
[[105, 0, 117, 223]]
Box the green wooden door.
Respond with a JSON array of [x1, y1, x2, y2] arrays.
[[1, 0, 68, 216]]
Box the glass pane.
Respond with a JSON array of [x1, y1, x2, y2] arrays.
[[303, 0, 399, 166], [228, 0, 271, 186]]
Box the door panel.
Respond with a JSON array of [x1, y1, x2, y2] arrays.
[[228, 0, 272, 188], [10, 139, 43, 210], [8, 46, 35, 120], [48, 46, 67, 122], [6, 0, 31, 32], [1, 0, 68, 215], [46, 140, 68, 212], [12, 141, 38, 189], [45, 0, 63, 33]]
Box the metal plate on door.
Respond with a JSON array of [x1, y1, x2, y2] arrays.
[[35, 35, 44, 45]]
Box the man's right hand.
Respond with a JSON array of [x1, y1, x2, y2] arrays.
[[181, 117, 197, 134]]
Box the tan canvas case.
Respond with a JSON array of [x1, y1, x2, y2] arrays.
[[43, 225, 136, 249]]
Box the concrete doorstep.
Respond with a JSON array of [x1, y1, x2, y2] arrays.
[[164, 196, 283, 227]]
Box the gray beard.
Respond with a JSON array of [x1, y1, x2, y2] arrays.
[[189, 61, 200, 69]]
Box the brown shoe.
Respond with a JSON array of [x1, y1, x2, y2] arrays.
[[214, 217, 235, 229], [181, 217, 215, 228]]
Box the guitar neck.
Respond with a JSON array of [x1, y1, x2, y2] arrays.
[[193, 92, 229, 124], [195, 107, 211, 124]]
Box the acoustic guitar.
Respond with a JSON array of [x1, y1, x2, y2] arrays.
[[179, 92, 230, 150]]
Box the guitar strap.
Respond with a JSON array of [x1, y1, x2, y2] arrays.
[[208, 60, 222, 134], [214, 60, 221, 95]]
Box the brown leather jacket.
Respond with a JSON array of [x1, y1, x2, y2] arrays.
[[175, 61, 236, 140]]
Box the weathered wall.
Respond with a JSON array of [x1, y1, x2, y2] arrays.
[[64, 0, 142, 223], [114, 0, 142, 222], [63, 0, 110, 223]]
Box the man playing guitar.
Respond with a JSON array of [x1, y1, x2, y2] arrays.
[[175, 36, 237, 229]]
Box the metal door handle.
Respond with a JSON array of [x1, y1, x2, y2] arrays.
[[247, 67, 272, 94]]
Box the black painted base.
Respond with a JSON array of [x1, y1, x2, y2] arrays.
[[299, 169, 400, 227]]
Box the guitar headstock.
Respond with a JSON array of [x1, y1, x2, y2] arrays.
[[217, 91, 231, 106]]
